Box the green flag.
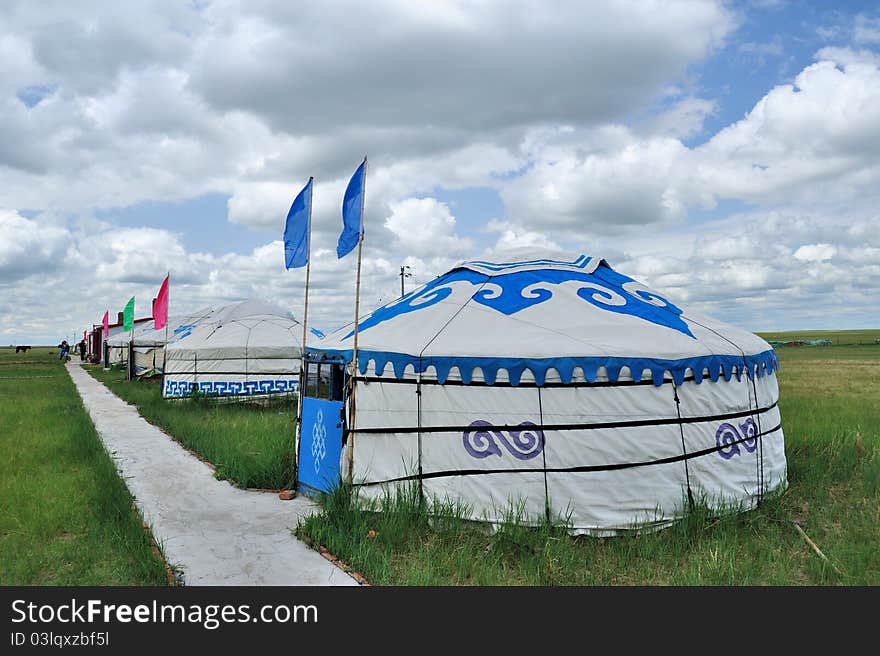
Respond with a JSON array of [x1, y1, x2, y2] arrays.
[[123, 297, 135, 332]]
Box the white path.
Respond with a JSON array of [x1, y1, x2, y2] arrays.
[[66, 362, 357, 586]]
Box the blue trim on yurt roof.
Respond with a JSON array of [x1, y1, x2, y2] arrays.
[[459, 254, 604, 273], [305, 347, 780, 387]]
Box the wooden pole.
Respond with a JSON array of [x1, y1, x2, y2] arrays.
[[127, 298, 134, 380], [793, 521, 843, 577], [347, 157, 367, 484], [162, 272, 170, 395], [295, 177, 315, 490]]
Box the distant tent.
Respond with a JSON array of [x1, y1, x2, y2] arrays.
[[129, 307, 216, 376], [104, 315, 154, 366], [307, 251, 787, 535], [769, 339, 832, 347], [162, 300, 306, 399]]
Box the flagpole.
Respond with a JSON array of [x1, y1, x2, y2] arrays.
[[128, 305, 134, 381], [347, 157, 367, 484], [102, 311, 109, 369], [162, 272, 170, 392], [295, 177, 315, 488]]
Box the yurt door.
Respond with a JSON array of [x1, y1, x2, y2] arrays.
[[297, 361, 344, 495]]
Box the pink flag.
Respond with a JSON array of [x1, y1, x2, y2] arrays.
[[83, 330, 87, 341], [102, 311, 109, 338], [153, 274, 169, 330]]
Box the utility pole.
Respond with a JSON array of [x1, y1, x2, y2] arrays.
[[399, 265, 412, 297]]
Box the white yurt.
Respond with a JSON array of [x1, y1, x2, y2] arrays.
[[309, 252, 786, 535], [105, 307, 216, 375], [163, 300, 304, 399], [134, 308, 217, 376], [105, 331, 130, 365], [105, 320, 154, 367]]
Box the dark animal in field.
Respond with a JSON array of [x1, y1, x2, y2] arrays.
[[15, 345, 31, 353]]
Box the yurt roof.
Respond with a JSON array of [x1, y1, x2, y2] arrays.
[[311, 251, 778, 386], [165, 299, 306, 359], [106, 307, 215, 347]]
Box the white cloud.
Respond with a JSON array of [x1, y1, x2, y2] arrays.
[[738, 35, 784, 56], [384, 197, 472, 255], [0, 210, 70, 281], [502, 127, 692, 235], [485, 220, 562, 252], [189, 0, 732, 134], [697, 51, 880, 204], [793, 243, 837, 262], [647, 96, 717, 139], [614, 208, 880, 330], [854, 15, 880, 45], [499, 46, 880, 240]]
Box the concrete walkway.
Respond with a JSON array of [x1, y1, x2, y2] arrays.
[[66, 362, 357, 586]]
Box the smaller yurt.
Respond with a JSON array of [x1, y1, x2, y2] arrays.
[[306, 251, 787, 535], [126, 307, 216, 377], [105, 316, 155, 367], [163, 300, 304, 399], [106, 328, 136, 365]]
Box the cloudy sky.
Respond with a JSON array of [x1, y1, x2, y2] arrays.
[[1, 0, 878, 344]]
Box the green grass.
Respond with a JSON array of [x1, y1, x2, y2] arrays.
[[757, 328, 880, 345], [85, 366, 297, 489], [0, 347, 169, 585], [298, 333, 880, 585]]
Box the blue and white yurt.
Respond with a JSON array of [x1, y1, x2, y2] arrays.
[[309, 252, 786, 534], [163, 300, 304, 399]]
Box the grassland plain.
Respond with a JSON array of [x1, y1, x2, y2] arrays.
[[0, 347, 169, 585], [85, 366, 296, 489], [298, 332, 880, 585], [757, 328, 880, 345]]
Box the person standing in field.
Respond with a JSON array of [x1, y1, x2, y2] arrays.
[[59, 340, 69, 360], [78, 338, 87, 361]]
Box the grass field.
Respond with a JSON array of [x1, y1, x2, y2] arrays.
[[757, 328, 880, 345], [85, 366, 296, 490], [298, 333, 880, 585], [0, 347, 169, 585]]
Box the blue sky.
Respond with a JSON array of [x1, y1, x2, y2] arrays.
[[95, 193, 273, 255], [1, 0, 879, 342]]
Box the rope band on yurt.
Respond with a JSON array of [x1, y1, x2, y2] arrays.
[[413, 276, 493, 507], [416, 366, 424, 504], [352, 422, 783, 487], [537, 387, 551, 523], [745, 366, 766, 501], [350, 399, 779, 435], [684, 315, 767, 504], [672, 382, 694, 509]]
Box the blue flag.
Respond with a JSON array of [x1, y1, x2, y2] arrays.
[[337, 159, 366, 258], [283, 178, 312, 269]]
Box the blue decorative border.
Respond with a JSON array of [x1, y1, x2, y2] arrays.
[[164, 378, 300, 398], [306, 348, 779, 387], [460, 254, 598, 273]]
